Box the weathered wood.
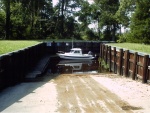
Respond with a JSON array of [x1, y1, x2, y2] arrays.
[[100, 43, 103, 57], [113, 47, 116, 74], [118, 49, 123, 75], [99, 44, 102, 57], [108, 46, 111, 72], [101, 44, 104, 58], [99, 44, 150, 84], [132, 52, 137, 80], [148, 66, 150, 84], [124, 50, 129, 77], [100, 44, 103, 58], [142, 55, 149, 83], [0, 43, 46, 90], [105, 45, 108, 63]]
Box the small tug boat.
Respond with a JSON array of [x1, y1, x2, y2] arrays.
[[57, 48, 94, 60]]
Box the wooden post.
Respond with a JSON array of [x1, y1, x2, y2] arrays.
[[102, 44, 105, 59], [113, 47, 116, 73], [103, 45, 106, 60], [124, 50, 129, 77], [105, 45, 108, 63], [108, 46, 111, 72], [132, 52, 137, 80], [119, 49, 123, 75], [142, 55, 149, 83], [51, 41, 56, 54], [100, 43, 102, 57]]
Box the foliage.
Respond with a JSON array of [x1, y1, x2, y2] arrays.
[[129, 0, 150, 44], [117, 0, 150, 44], [0, 0, 150, 43], [0, 9, 5, 39], [94, 0, 120, 41], [53, 0, 81, 39], [2, 0, 54, 39], [115, 0, 135, 27], [98, 57, 109, 73], [117, 32, 129, 43]]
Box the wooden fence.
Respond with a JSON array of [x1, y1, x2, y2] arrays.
[[0, 43, 46, 90], [100, 44, 150, 83]]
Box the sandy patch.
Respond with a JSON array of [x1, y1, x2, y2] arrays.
[[92, 74, 150, 113]]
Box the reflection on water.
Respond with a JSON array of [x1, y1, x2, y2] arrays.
[[47, 59, 99, 74]]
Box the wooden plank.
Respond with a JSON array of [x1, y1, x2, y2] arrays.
[[102, 44, 104, 59], [105, 45, 108, 63], [113, 47, 116, 74], [118, 49, 123, 75], [100, 44, 103, 57], [124, 50, 129, 77], [132, 52, 137, 80], [108, 46, 111, 72], [142, 55, 149, 83]]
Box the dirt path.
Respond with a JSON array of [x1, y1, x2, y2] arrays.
[[0, 73, 149, 113]]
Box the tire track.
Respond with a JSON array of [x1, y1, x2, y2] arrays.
[[54, 74, 134, 113]]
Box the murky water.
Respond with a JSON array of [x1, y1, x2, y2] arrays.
[[46, 57, 99, 74]]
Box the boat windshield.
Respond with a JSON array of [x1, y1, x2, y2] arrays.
[[70, 50, 74, 53]]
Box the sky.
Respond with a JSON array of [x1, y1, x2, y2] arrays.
[[52, 0, 58, 6]]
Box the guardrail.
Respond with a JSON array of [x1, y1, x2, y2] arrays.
[[100, 44, 150, 83], [0, 42, 46, 90]]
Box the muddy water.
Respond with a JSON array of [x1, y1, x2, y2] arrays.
[[46, 58, 100, 75]]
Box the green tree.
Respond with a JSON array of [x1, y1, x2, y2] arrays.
[[0, 0, 6, 39], [95, 0, 120, 41], [115, 0, 135, 27], [3, 0, 10, 39], [76, 1, 98, 40], [53, 0, 81, 39], [2, 0, 54, 39], [129, 0, 150, 43]]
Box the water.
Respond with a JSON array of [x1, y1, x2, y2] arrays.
[[46, 58, 99, 74]]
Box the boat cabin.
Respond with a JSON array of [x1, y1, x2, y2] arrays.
[[70, 48, 82, 55]]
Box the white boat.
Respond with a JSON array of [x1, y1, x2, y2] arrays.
[[57, 48, 95, 60]]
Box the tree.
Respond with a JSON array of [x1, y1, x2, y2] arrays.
[[53, 0, 81, 38], [4, 0, 10, 39], [115, 0, 135, 27], [129, 0, 150, 43], [93, 0, 120, 41], [0, 0, 6, 39], [76, 1, 98, 40]]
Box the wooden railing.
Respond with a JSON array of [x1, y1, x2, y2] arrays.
[[100, 44, 150, 83]]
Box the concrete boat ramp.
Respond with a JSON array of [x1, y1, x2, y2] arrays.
[[0, 72, 148, 113]]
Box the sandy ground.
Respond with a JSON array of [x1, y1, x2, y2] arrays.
[[0, 73, 150, 113]]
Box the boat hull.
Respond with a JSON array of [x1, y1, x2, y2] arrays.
[[57, 53, 94, 60]]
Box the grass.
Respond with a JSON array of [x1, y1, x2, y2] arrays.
[[108, 43, 150, 54], [0, 40, 41, 55], [0, 39, 80, 55]]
